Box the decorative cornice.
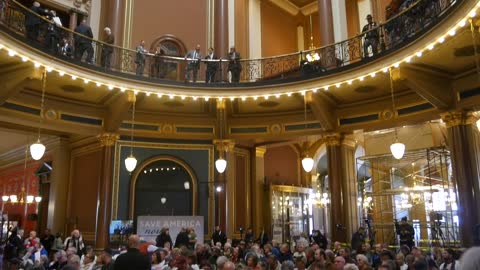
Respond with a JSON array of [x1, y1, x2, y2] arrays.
[[97, 132, 119, 147], [440, 111, 475, 128], [213, 139, 235, 152], [323, 133, 341, 146]]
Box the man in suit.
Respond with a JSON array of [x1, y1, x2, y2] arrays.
[[101, 27, 115, 69], [185, 44, 202, 82], [211, 226, 226, 246], [74, 20, 94, 63], [24, 2, 47, 42], [204, 47, 218, 83], [227, 46, 242, 83], [362, 14, 379, 57], [135, 40, 147, 76], [113, 234, 150, 270]]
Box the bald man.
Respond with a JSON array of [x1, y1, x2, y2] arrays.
[[114, 234, 151, 270], [224, 261, 235, 270]]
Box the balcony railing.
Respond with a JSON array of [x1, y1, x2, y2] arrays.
[[0, 0, 459, 86]]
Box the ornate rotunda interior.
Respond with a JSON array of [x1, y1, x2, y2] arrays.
[[0, 0, 479, 253]]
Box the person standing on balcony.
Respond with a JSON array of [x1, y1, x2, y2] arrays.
[[185, 44, 202, 83], [101, 27, 115, 69], [227, 46, 241, 83], [24, 2, 48, 42], [362, 14, 379, 58], [204, 47, 218, 83], [74, 20, 94, 64], [135, 40, 147, 76]]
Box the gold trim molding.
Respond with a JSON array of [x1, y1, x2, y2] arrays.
[[323, 133, 341, 146], [440, 111, 475, 128], [97, 133, 119, 146]]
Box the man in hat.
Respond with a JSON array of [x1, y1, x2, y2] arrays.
[[362, 14, 379, 57]]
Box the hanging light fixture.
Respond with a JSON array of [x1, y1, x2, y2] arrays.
[[306, 15, 320, 62], [184, 181, 190, 190], [125, 93, 137, 172], [215, 101, 228, 173], [30, 69, 47, 160], [302, 94, 314, 172], [388, 68, 405, 159], [161, 197, 167, 204], [215, 158, 227, 173]]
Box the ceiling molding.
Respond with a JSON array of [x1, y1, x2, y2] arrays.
[[269, 0, 300, 16], [300, 1, 318, 16]]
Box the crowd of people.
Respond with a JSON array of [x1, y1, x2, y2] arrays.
[[3, 223, 479, 270], [20, 1, 243, 83]]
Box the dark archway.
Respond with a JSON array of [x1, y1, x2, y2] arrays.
[[129, 156, 197, 220], [149, 35, 187, 81]]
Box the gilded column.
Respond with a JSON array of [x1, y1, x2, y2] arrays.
[[47, 138, 71, 235], [441, 111, 480, 247], [251, 147, 266, 237], [215, 0, 229, 58], [325, 133, 346, 243], [214, 139, 235, 238], [340, 136, 358, 242], [318, 0, 335, 46], [95, 133, 119, 249]]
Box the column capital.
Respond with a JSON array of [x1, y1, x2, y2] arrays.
[[255, 146, 267, 157], [440, 111, 475, 128], [126, 90, 136, 103], [216, 99, 226, 110], [213, 139, 235, 152], [323, 133, 341, 146], [97, 132, 120, 146]]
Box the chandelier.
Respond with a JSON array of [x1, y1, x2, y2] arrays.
[[306, 15, 320, 63], [2, 145, 42, 206]]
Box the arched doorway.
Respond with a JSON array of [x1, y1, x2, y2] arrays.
[[149, 35, 187, 81], [129, 156, 197, 220]]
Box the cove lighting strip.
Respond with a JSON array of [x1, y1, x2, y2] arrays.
[[0, 1, 479, 101]]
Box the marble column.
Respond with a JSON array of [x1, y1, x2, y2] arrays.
[[441, 111, 480, 247], [47, 138, 71, 235], [325, 134, 346, 243], [95, 133, 118, 249], [69, 11, 78, 31], [215, 0, 229, 58], [99, 0, 125, 46], [317, 0, 335, 46]]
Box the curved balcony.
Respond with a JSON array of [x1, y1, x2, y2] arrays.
[[0, 0, 470, 97]]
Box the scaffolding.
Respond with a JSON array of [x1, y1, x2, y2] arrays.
[[357, 147, 460, 248]]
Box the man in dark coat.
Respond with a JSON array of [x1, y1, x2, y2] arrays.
[[113, 234, 151, 270], [227, 46, 242, 83], [204, 47, 218, 83], [351, 227, 366, 253], [74, 20, 94, 63], [175, 227, 190, 248], [211, 226, 227, 246], [24, 2, 47, 41], [310, 230, 328, 250], [396, 217, 415, 249]]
